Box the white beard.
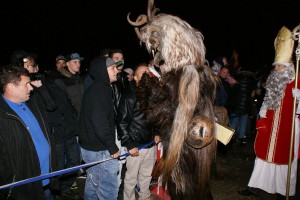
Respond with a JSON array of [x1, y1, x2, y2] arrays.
[[264, 66, 295, 109]]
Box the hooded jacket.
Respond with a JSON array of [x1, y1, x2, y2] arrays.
[[79, 56, 119, 154]]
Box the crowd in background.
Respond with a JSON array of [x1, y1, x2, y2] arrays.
[[0, 45, 299, 200]]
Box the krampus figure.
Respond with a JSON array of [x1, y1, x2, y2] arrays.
[[128, 0, 219, 199]]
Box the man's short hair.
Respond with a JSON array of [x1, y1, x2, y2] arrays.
[[108, 49, 123, 58], [0, 64, 29, 93]]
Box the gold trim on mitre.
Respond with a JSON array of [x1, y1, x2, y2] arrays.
[[273, 26, 294, 67]]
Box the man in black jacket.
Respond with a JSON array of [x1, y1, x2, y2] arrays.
[[0, 65, 58, 200], [54, 53, 84, 197], [79, 56, 120, 200], [10, 50, 80, 199], [117, 64, 160, 200]]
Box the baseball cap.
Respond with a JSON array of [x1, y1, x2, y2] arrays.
[[115, 60, 124, 68], [55, 55, 66, 62], [124, 68, 134, 74], [65, 53, 84, 62], [106, 57, 116, 68]]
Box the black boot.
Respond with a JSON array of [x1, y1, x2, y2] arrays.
[[238, 187, 259, 196], [276, 193, 285, 200]]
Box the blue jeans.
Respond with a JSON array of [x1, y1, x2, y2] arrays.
[[229, 113, 248, 139], [81, 148, 119, 200]]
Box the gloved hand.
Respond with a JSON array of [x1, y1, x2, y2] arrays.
[[292, 88, 300, 99], [259, 109, 267, 118]]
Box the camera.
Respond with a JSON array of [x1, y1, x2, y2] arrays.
[[29, 72, 43, 81]]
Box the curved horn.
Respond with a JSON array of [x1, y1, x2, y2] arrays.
[[134, 27, 142, 41], [147, 0, 154, 22], [152, 6, 159, 17], [127, 13, 148, 26]]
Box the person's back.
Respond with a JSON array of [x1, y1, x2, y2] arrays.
[[226, 70, 256, 144], [230, 71, 256, 115]]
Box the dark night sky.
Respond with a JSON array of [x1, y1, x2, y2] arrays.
[[0, 0, 299, 72]]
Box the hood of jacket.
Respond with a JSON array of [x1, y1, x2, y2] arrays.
[[89, 56, 110, 85]]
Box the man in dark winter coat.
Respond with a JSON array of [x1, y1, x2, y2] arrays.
[[116, 64, 159, 200], [0, 65, 58, 200], [54, 53, 84, 197], [10, 50, 80, 199], [79, 56, 120, 200]]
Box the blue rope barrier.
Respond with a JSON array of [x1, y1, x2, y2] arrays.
[[0, 140, 154, 190]]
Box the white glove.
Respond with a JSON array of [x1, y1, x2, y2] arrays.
[[259, 109, 267, 118], [292, 88, 300, 99]]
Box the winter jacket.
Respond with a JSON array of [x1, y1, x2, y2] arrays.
[[79, 56, 119, 154], [42, 76, 78, 142], [227, 71, 256, 115], [0, 94, 58, 200], [55, 69, 84, 118], [116, 84, 154, 150]]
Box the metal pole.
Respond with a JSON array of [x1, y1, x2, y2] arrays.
[[286, 24, 300, 200]]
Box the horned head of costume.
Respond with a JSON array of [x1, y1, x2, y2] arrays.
[[127, 0, 206, 74], [128, 1, 217, 196]]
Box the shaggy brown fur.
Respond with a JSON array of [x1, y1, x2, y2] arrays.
[[137, 68, 217, 199], [128, 0, 219, 199]]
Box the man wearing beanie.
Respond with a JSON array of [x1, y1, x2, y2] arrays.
[[239, 26, 299, 199], [78, 56, 120, 200]]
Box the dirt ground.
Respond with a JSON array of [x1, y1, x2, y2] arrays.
[[146, 133, 300, 200], [73, 131, 300, 200], [209, 137, 300, 200]]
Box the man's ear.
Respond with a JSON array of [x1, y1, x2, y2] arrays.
[[6, 83, 14, 93]]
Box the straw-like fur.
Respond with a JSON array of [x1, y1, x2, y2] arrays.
[[129, 1, 218, 199]]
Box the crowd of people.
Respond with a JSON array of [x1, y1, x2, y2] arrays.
[[0, 48, 163, 200], [0, 25, 299, 200]]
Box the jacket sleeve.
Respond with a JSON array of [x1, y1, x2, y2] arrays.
[[116, 93, 136, 150], [90, 92, 119, 155], [0, 144, 11, 199], [34, 84, 57, 112]]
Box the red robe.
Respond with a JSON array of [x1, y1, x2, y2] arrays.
[[255, 80, 299, 164]]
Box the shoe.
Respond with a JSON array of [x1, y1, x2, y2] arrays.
[[276, 193, 286, 200], [53, 195, 64, 200], [242, 136, 247, 144], [61, 191, 80, 199], [71, 180, 78, 189], [150, 179, 157, 185], [77, 175, 86, 180], [145, 194, 155, 200], [238, 187, 259, 196], [237, 138, 247, 147], [135, 185, 140, 192]]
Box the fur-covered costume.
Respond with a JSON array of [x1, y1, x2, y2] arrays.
[[128, 0, 219, 199]]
